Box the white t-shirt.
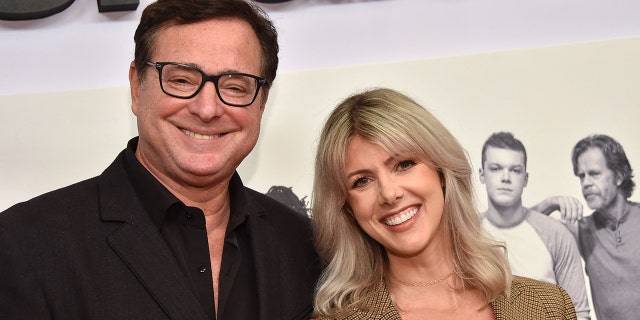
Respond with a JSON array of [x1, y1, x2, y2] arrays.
[[483, 210, 591, 319]]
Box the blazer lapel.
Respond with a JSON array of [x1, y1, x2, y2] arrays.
[[98, 156, 208, 320], [249, 211, 285, 320], [248, 209, 317, 320], [492, 277, 544, 319]]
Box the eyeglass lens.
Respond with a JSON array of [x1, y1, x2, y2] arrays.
[[160, 63, 259, 106]]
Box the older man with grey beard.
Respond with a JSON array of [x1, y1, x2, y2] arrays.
[[533, 134, 640, 320]]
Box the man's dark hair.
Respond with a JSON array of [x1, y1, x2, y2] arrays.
[[572, 134, 635, 198], [481, 131, 527, 168], [133, 0, 278, 86]]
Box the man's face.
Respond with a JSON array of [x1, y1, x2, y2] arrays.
[[575, 147, 622, 211], [129, 18, 266, 189], [480, 147, 528, 208]]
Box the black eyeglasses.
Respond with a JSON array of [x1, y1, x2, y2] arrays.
[[145, 61, 268, 107]]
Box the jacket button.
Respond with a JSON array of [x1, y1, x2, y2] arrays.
[[198, 265, 207, 273]]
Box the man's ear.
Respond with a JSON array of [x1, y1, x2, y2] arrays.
[[616, 173, 624, 187], [258, 87, 270, 111], [129, 62, 141, 116], [524, 172, 529, 187], [479, 168, 485, 184]]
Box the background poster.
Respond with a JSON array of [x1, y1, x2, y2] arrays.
[[245, 36, 640, 212]]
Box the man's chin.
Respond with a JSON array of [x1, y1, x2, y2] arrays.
[[490, 194, 517, 205], [584, 201, 602, 211]]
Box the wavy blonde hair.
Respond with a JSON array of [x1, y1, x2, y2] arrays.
[[312, 88, 511, 317]]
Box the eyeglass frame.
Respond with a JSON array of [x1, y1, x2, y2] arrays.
[[145, 61, 268, 107]]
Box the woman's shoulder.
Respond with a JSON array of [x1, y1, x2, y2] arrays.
[[492, 276, 577, 319], [510, 275, 567, 294], [312, 281, 401, 320]]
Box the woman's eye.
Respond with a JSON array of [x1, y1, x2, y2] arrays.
[[351, 177, 370, 189], [397, 160, 416, 170]]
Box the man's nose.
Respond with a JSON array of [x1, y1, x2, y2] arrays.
[[188, 81, 225, 122], [500, 169, 511, 182], [581, 175, 594, 187]]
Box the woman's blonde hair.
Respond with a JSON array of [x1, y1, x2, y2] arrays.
[[312, 88, 511, 317]]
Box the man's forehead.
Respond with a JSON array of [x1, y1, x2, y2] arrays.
[[485, 147, 525, 162], [578, 147, 608, 164]]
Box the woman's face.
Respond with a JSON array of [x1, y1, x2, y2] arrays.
[[343, 135, 446, 259]]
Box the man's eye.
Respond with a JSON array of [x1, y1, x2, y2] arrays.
[[220, 83, 249, 96], [166, 76, 198, 89]]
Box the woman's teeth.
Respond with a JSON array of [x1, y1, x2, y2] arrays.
[[384, 207, 418, 226]]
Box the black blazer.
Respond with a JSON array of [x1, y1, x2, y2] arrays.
[[0, 150, 321, 320]]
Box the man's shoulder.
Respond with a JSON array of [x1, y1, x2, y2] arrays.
[[526, 209, 571, 232], [1, 149, 127, 221], [0, 177, 102, 244], [629, 201, 640, 215], [240, 187, 318, 254], [1, 177, 100, 218], [246, 187, 309, 215]]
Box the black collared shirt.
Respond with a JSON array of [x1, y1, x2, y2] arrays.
[[123, 138, 258, 320]]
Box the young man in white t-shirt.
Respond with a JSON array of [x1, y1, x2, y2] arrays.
[[480, 131, 590, 320]]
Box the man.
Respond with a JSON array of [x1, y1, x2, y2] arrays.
[[479, 132, 590, 319], [534, 134, 640, 320], [0, 1, 321, 319]]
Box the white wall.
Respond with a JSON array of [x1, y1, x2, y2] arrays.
[[1, 0, 640, 94]]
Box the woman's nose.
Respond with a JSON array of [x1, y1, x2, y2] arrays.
[[377, 177, 403, 206]]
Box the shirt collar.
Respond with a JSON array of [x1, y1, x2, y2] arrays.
[[123, 137, 179, 229], [122, 137, 250, 231], [594, 201, 637, 230], [227, 171, 250, 231]]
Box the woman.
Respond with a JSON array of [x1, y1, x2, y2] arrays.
[[311, 88, 577, 319]]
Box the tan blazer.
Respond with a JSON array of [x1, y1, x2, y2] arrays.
[[314, 276, 577, 320]]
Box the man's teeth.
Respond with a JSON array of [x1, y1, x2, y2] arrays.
[[181, 129, 220, 140], [384, 207, 418, 226]]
